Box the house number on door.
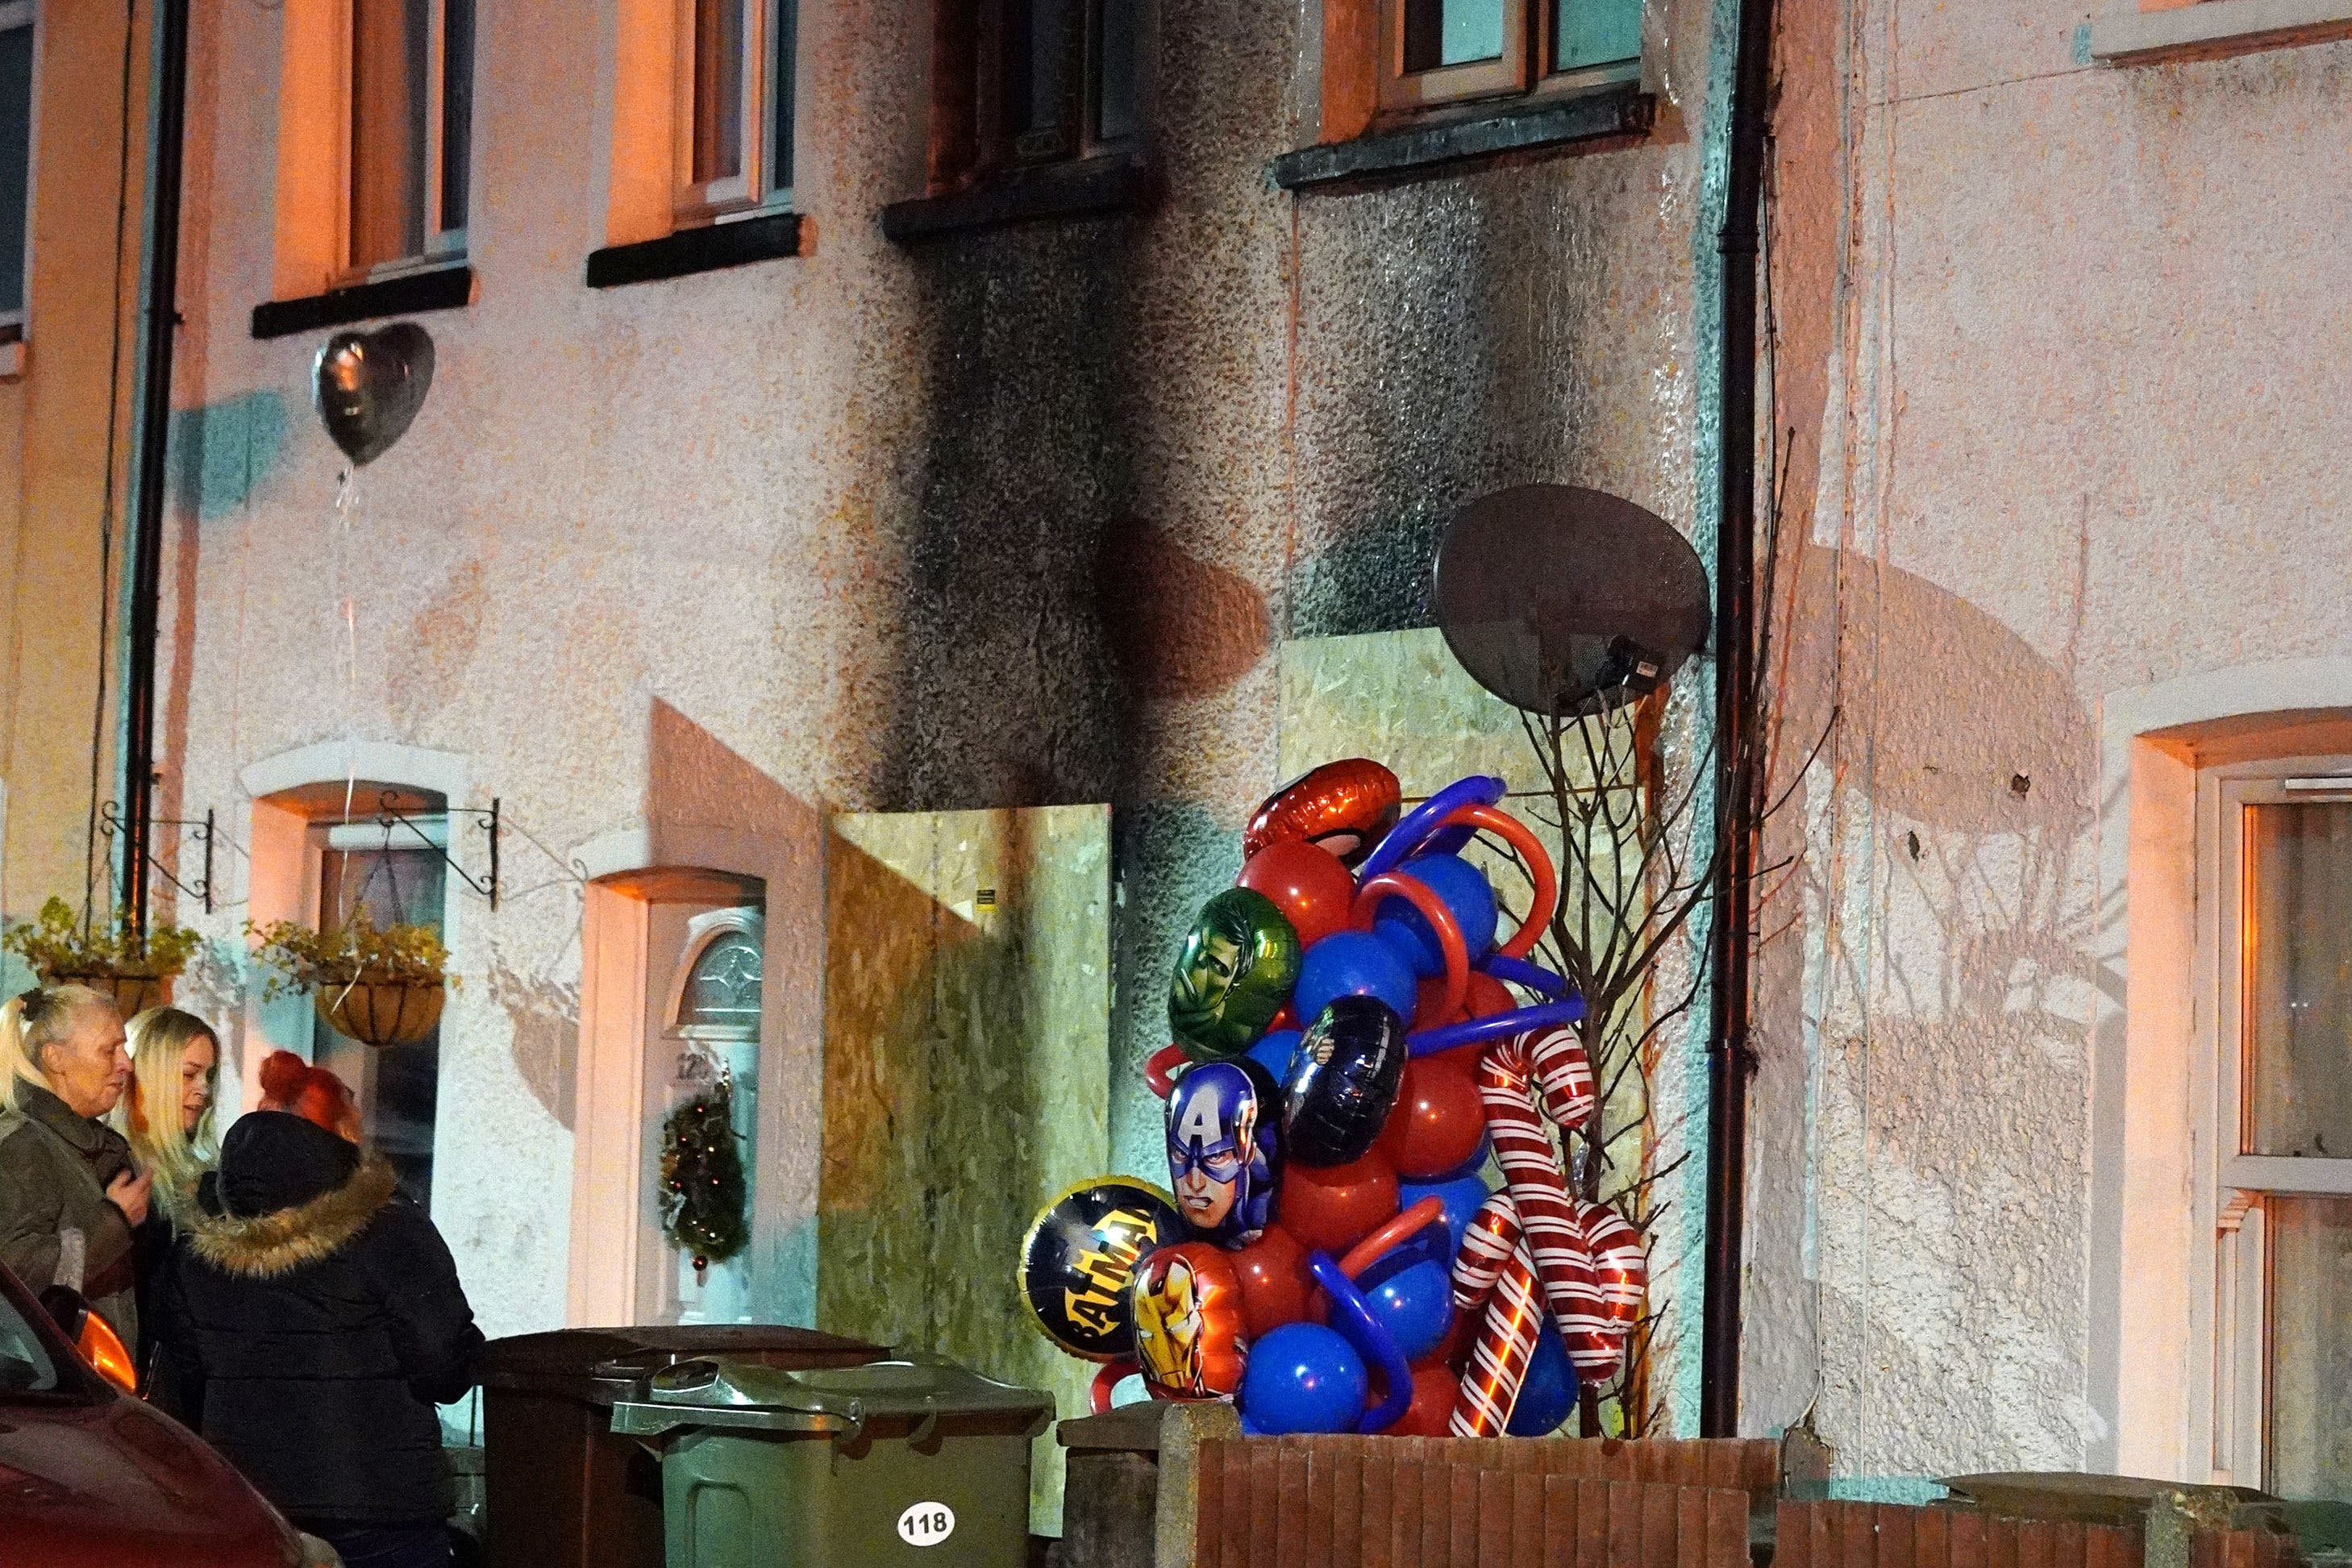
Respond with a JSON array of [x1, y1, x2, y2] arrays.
[[897, 1502, 955, 1547]]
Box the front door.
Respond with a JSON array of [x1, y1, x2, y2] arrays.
[[636, 895, 765, 1325]]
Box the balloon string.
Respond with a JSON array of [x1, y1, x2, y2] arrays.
[[335, 465, 360, 827]]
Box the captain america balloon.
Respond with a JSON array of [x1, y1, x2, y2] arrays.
[[1165, 1059, 1282, 1247]]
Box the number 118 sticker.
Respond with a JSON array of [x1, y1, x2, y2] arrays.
[[897, 1502, 956, 1547]]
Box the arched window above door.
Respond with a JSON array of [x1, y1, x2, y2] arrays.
[[666, 909, 764, 1038]]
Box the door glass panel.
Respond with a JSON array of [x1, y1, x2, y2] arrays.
[[1403, 0, 1505, 71], [2242, 803, 2352, 1158], [2267, 1196, 2352, 1499], [679, 929, 763, 1027]]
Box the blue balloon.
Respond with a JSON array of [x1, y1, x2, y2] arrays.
[[1294, 930, 1417, 1024], [1376, 855, 1500, 972], [1506, 1321, 1577, 1436], [1355, 1237, 1454, 1364], [1238, 1323, 1368, 1436], [1359, 775, 1506, 881], [1247, 1029, 1304, 1083], [1372, 916, 1442, 979], [1398, 1170, 1496, 1262]]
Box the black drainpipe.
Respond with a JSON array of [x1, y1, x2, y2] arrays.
[[119, 0, 192, 936], [1700, 0, 1775, 1439]]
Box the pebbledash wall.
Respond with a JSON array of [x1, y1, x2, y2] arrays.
[[152, 0, 1724, 1414], [139, 0, 2352, 1487], [1749, 0, 2352, 1490]]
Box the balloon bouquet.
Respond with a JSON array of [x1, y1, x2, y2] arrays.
[[1019, 759, 1647, 1440]]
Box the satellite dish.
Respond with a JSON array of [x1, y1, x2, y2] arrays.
[[1431, 484, 1710, 717]]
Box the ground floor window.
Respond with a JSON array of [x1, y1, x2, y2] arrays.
[[310, 807, 448, 1208], [2210, 764, 2352, 1498]]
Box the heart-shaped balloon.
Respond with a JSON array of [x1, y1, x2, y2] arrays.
[[313, 322, 435, 465]]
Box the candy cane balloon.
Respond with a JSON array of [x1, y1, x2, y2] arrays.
[[1477, 1029, 1620, 1376], [1445, 1190, 1546, 1437], [1581, 1200, 1647, 1333]]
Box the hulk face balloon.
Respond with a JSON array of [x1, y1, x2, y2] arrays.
[[1170, 888, 1301, 1059]]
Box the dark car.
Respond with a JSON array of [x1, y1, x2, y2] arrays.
[[0, 1260, 314, 1567]]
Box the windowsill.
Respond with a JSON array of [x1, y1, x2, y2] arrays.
[[2087, 0, 2352, 61], [251, 264, 475, 340], [584, 210, 805, 289], [880, 152, 1160, 244], [1269, 81, 1653, 192], [0, 339, 21, 381]]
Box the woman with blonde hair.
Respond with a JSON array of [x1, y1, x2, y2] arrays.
[[115, 1006, 222, 1213], [0, 983, 147, 1343]]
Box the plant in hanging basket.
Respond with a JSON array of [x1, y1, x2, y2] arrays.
[[2, 896, 202, 1017], [249, 912, 453, 1048]]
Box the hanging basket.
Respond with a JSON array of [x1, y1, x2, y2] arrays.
[[46, 970, 172, 1019], [313, 977, 446, 1048]]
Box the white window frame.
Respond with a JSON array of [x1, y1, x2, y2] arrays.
[[0, 0, 39, 348], [335, 0, 468, 283], [670, 0, 793, 223], [2193, 755, 2352, 1491]]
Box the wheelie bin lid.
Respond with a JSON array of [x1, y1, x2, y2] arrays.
[[606, 1351, 1055, 1443], [481, 1325, 887, 1404]]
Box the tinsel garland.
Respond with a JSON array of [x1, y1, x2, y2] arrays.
[[658, 1073, 748, 1275]]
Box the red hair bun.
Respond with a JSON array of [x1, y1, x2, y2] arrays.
[[256, 1050, 310, 1104], [256, 1050, 359, 1136]]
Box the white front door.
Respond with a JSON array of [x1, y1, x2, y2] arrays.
[[637, 900, 764, 1325]]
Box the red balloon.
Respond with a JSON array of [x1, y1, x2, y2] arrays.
[[1227, 1225, 1325, 1337], [1380, 1365, 1460, 1437], [1237, 840, 1359, 950], [1463, 971, 1517, 1018], [1411, 976, 1463, 1032], [1377, 1056, 1487, 1179], [1275, 1149, 1400, 1255], [1131, 1243, 1251, 1400]]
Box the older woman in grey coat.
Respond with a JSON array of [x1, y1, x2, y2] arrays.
[[0, 984, 149, 1342]]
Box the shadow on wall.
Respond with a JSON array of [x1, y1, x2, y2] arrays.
[[173, 390, 289, 520], [1750, 540, 2104, 1470]]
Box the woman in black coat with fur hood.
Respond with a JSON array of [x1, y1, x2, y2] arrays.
[[162, 1054, 485, 1568]]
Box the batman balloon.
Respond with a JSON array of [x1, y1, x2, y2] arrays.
[[1018, 1178, 1185, 1362], [1282, 996, 1408, 1167]]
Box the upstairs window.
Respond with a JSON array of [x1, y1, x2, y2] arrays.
[[346, 0, 474, 274], [0, 0, 31, 340], [675, 0, 796, 219], [1377, 0, 1640, 113], [925, 0, 1142, 192]]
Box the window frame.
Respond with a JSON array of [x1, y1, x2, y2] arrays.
[[0, 0, 37, 344], [2196, 758, 2352, 1491], [1369, 0, 1641, 121], [922, 0, 1147, 197], [671, 0, 795, 224], [335, 0, 470, 284]]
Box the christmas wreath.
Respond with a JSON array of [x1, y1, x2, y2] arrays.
[[658, 1072, 748, 1277]]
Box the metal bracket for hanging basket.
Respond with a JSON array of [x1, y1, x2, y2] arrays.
[[99, 802, 216, 913], [371, 792, 501, 909]]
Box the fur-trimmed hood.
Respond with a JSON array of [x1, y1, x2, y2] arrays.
[[181, 1113, 400, 1279]]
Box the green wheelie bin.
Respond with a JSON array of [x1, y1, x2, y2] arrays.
[[607, 1353, 1055, 1568]]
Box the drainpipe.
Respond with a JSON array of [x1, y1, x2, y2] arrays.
[[119, 0, 192, 935], [1700, 0, 1775, 1439]]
